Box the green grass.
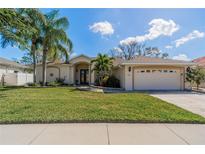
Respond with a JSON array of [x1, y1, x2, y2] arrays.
[[0, 87, 205, 124]]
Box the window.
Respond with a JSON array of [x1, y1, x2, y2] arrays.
[[169, 70, 174, 73], [128, 67, 131, 72], [141, 70, 145, 73], [146, 70, 151, 73], [163, 70, 168, 73], [152, 70, 156, 73], [14, 71, 18, 73]]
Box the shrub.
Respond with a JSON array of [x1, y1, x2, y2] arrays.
[[95, 75, 120, 88], [102, 76, 109, 86], [47, 81, 61, 87], [106, 75, 120, 88], [56, 78, 65, 85], [47, 78, 65, 87], [26, 82, 40, 87]]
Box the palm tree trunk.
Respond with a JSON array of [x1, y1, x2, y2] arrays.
[[42, 49, 47, 86], [31, 42, 37, 83]]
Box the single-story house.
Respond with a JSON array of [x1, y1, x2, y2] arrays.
[[0, 57, 33, 86], [36, 54, 194, 90]]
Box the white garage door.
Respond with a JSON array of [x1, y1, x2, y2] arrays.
[[134, 68, 181, 90]]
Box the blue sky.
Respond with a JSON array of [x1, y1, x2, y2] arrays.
[[1, 8, 205, 61]]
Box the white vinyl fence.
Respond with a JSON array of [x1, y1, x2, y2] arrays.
[[1, 73, 33, 86]]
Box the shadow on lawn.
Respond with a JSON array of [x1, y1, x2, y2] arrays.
[[0, 86, 25, 92]]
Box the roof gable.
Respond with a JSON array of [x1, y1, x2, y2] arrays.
[[193, 56, 205, 67], [69, 54, 91, 64]]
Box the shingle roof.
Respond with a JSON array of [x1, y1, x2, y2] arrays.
[[36, 55, 195, 67], [113, 56, 195, 66], [193, 56, 205, 67], [0, 57, 28, 68]]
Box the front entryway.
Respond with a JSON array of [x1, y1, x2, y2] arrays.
[[80, 69, 89, 85]]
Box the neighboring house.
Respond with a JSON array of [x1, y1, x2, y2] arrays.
[[193, 56, 205, 88], [36, 54, 194, 90], [193, 56, 205, 67], [0, 57, 33, 86]]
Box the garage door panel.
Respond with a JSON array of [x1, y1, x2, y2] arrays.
[[134, 68, 181, 90]]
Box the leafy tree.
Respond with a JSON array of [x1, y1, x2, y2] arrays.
[[161, 52, 169, 59], [19, 53, 33, 65], [41, 10, 72, 86], [91, 53, 113, 86], [0, 9, 35, 48], [186, 66, 205, 90], [16, 9, 45, 83]]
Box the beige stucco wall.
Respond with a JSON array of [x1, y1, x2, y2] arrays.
[[36, 56, 95, 85], [124, 65, 133, 90], [36, 64, 70, 83], [112, 66, 125, 88]]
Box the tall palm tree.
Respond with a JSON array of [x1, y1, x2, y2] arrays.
[[17, 9, 45, 83], [41, 10, 72, 86], [0, 8, 35, 49], [91, 53, 113, 86]]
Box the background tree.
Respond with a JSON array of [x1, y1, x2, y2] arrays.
[[91, 53, 113, 86], [18, 53, 33, 65], [186, 66, 205, 90], [117, 42, 145, 60], [161, 52, 169, 59], [110, 41, 169, 60], [41, 10, 72, 86]]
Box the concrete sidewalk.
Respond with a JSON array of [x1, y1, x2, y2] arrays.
[[1, 123, 205, 145]]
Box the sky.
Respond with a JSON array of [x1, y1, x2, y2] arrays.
[[1, 8, 205, 61]]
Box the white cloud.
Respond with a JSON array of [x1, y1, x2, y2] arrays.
[[165, 45, 173, 49], [175, 30, 205, 47], [89, 21, 114, 36], [172, 54, 190, 61], [120, 18, 179, 46]]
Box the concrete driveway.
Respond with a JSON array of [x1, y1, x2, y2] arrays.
[[151, 91, 205, 117], [1, 123, 205, 145]]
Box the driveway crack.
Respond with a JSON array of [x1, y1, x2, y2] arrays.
[[164, 124, 190, 145]]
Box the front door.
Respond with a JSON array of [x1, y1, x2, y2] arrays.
[[80, 69, 89, 85]]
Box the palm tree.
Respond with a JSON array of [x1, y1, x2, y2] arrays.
[[91, 53, 113, 86], [0, 8, 35, 49], [16, 9, 45, 83], [41, 10, 72, 86]]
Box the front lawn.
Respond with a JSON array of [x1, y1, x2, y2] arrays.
[[0, 87, 205, 124]]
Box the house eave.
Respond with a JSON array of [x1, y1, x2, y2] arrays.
[[121, 62, 196, 66]]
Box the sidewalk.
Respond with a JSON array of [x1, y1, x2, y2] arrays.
[[1, 123, 205, 145]]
